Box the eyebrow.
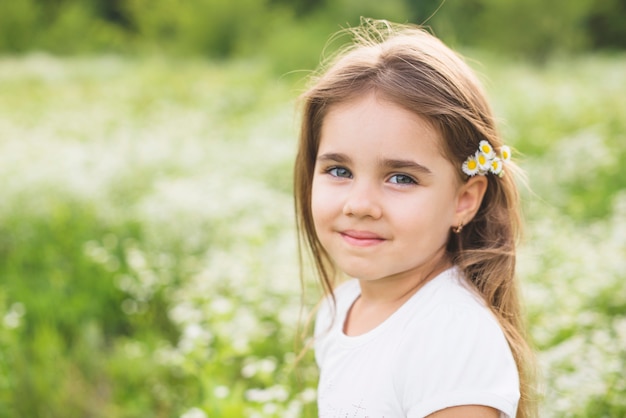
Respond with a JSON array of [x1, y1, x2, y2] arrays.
[[316, 153, 433, 175], [316, 153, 351, 164], [382, 158, 433, 175]]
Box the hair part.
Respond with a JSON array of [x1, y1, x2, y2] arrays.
[[294, 18, 537, 417]]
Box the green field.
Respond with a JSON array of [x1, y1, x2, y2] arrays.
[[1, 52, 625, 417]]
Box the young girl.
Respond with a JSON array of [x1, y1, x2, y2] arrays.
[[294, 20, 536, 418]]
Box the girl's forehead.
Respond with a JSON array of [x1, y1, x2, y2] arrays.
[[319, 93, 446, 154], [316, 94, 457, 172]]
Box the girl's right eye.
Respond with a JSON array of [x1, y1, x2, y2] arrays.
[[326, 166, 352, 178]]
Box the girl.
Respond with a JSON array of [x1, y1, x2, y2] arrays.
[[294, 20, 536, 418]]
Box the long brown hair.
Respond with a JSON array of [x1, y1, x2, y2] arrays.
[[294, 19, 537, 418]]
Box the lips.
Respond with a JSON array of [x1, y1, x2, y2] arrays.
[[340, 229, 386, 247]]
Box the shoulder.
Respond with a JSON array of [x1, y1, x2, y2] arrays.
[[400, 280, 512, 369], [406, 297, 513, 364], [402, 268, 516, 369], [407, 267, 501, 332], [396, 269, 520, 417]]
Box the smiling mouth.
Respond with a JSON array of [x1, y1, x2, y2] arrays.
[[340, 230, 386, 247]]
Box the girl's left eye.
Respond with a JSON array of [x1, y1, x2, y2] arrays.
[[389, 174, 417, 185], [327, 167, 352, 178]]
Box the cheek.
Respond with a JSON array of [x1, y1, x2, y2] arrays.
[[402, 191, 456, 235], [311, 177, 342, 237], [310, 177, 328, 227]]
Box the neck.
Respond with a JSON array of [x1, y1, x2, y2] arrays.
[[357, 248, 452, 306], [342, 248, 453, 337]]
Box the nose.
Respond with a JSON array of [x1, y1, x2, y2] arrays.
[[342, 180, 382, 219]]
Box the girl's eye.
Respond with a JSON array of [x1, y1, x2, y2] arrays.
[[389, 174, 417, 185], [327, 167, 352, 178]]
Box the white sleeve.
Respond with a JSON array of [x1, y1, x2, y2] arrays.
[[396, 304, 520, 418]]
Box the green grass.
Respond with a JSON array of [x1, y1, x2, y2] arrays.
[[0, 52, 625, 417]]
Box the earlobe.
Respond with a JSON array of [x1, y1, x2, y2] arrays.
[[455, 176, 488, 225]]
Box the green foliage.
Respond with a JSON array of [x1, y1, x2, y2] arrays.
[[426, 0, 596, 60], [0, 0, 39, 51], [587, 0, 626, 49], [0, 195, 192, 417], [0, 0, 129, 54], [0, 0, 625, 61], [122, 0, 270, 57]]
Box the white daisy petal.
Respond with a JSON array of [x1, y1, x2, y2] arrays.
[[476, 150, 492, 171], [478, 140, 496, 159], [489, 157, 504, 176], [500, 145, 512, 162], [462, 155, 480, 176]]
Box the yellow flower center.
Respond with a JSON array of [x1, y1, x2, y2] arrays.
[[478, 154, 487, 165], [502, 150, 509, 159], [467, 160, 477, 170], [481, 144, 491, 153]]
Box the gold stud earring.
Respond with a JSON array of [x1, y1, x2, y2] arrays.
[[452, 222, 464, 234]]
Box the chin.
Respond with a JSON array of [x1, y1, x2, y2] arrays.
[[341, 268, 383, 281]]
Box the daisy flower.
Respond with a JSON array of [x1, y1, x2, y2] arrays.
[[478, 140, 496, 159], [462, 154, 480, 176], [489, 157, 505, 177], [500, 145, 512, 162], [476, 150, 491, 171]]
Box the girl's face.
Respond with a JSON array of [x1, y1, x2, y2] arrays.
[[311, 93, 466, 284]]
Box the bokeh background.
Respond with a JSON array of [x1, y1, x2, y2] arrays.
[[1, 1, 625, 417]]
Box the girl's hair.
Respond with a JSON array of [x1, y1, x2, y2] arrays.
[[294, 19, 536, 418]]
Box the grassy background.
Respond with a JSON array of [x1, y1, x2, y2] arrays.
[[1, 51, 625, 417], [1, 1, 626, 415]]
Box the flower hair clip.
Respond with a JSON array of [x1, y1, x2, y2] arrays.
[[462, 140, 511, 178]]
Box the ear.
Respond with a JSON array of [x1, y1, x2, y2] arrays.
[[454, 175, 488, 226]]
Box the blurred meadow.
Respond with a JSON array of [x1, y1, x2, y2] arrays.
[[1, 0, 625, 417]]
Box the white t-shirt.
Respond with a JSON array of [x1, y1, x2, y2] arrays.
[[314, 266, 520, 418]]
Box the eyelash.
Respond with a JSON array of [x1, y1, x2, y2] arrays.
[[388, 174, 418, 185], [324, 166, 418, 185], [325, 166, 352, 178]]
